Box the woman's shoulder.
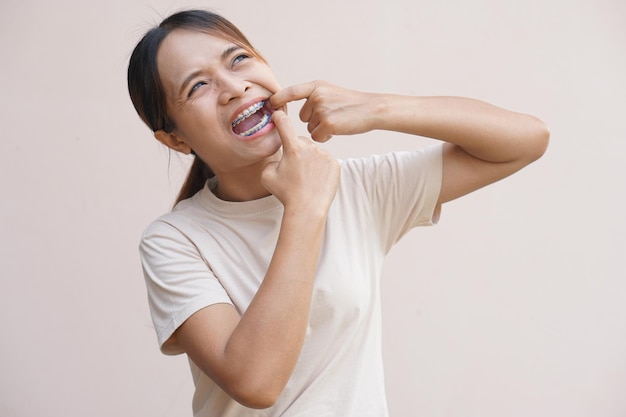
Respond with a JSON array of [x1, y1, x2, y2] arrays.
[[140, 192, 206, 239]]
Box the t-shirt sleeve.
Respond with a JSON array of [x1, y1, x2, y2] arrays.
[[139, 219, 233, 355], [343, 144, 443, 254]]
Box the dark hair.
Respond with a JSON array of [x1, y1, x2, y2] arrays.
[[127, 9, 265, 204]]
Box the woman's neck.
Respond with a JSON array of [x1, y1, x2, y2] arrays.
[[212, 153, 281, 202], [212, 177, 270, 202]]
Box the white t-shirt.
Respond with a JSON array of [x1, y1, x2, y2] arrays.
[[140, 145, 443, 417]]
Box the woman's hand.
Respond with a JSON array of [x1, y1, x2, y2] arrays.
[[270, 81, 380, 142], [262, 110, 340, 215]]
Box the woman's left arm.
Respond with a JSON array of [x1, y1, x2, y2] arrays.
[[270, 81, 550, 205]]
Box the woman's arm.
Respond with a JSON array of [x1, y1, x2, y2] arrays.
[[373, 94, 549, 204], [174, 111, 340, 409], [270, 81, 549, 205]]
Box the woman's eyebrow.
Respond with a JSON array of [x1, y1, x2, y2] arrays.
[[177, 45, 242, 97], [221, 45, 241, 60]]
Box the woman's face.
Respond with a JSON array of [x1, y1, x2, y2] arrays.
[[156, 29, 282, 177]]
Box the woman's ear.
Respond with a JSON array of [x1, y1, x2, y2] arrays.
[[154, 130, 192, 154]]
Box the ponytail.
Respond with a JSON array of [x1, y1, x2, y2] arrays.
[[175, 156, 214, 205]]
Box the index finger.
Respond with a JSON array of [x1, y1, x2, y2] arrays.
[[269, 82, 317, 109], [271, 110, 298, 151]]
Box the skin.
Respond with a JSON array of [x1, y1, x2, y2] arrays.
[[269, 82, 550, 205], [152, 29, 550, 409], [154, 30, 288, 202]]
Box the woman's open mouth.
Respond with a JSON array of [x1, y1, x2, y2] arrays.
[[231, 100, 274, 137]]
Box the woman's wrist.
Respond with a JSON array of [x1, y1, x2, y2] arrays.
[[366, 93, 421, 133]]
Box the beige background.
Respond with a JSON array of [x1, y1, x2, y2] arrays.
[[1, 0, 625, 416]]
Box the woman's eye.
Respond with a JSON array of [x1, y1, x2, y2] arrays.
[[188, 81, 206, 97], [232, 53, 250, 66]]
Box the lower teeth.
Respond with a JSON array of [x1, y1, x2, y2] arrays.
[[240, 114, 270, 136]]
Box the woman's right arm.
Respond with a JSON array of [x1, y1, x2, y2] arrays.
[[174, 110, 340, 409]]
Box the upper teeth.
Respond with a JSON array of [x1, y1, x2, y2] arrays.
[[232, 101, 264, 127]]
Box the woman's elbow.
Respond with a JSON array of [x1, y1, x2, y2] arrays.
[[227, 378, 285, 409], [500, 116, 548, 173], [234, 394, 279, 410], [520, 116, 550, 164]]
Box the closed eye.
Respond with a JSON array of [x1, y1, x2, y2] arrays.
[[188, 81, 207, 97]]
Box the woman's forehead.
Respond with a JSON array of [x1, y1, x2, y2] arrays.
[[157, 30, 237, 82], [159, 29, 235, 62]]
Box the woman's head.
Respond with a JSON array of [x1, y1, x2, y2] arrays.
[[127, 9, 265, 134], [128, 10, 282, 204]]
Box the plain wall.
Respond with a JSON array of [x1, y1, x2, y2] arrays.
[[1, 0, 625, 416]]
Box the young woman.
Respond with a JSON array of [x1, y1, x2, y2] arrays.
[[128, 9, 549, 417]]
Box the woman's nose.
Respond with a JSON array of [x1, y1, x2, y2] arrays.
[[218, 74, 250, 104]]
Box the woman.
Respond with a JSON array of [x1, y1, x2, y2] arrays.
[[128, 9, 549, 417]]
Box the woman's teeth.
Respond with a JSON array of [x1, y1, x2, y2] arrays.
[[231, 101, 264, 127], [239, 113, 270, 136], [231, 100, 271, 137]]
